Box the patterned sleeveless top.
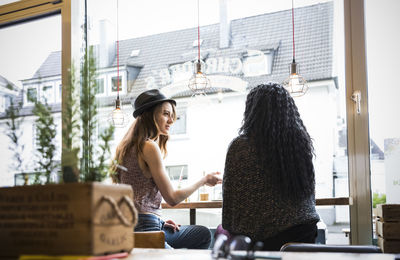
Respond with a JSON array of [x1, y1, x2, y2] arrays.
[[119, 146, 162, 215]]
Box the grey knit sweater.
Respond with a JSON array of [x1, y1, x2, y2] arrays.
[[222, 136, 320, 241]]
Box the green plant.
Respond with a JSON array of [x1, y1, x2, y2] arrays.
[[80, 46, 98, 181], [94, 124, 115, 181], [32, 98, 58, 184], [4, 94, 25, 174], [62, 66, 80, 182], [74, 46, 115, 182], [372, 192, 386, 208]]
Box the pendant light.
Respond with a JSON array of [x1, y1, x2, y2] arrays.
[[188, 0, 211, 96], [110, 0, 128, 127], [282, 0, 308, 97]]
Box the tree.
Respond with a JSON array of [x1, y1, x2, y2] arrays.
[[62, 66, 80, 182], [72, 46, 115, 182], [32, 98, 58, 184], [4, 94, 25, 175]]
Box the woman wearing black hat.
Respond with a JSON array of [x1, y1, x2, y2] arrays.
[[112, 89, 221, 249]]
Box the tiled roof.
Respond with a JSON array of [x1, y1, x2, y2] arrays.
[[33, 51, 61, 79], [0, 75, 19, 92], [23, 2, 334, 101]]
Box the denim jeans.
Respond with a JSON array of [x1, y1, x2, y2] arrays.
[[135, 213, 211, 249]]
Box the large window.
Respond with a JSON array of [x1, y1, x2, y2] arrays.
[[85, 0, 350, 242], [0, 0, 385, 245], [0, 12, 61, 186]]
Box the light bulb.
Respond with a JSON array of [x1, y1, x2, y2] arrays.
[[289, 73, 300, 89], [282, 61, 308, 97], [112, 107, 124, 126], [188, 60, 211, 96], [111, 98, 125, 127]]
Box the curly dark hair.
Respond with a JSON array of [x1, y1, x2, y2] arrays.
[[239, 82, 315, 200]]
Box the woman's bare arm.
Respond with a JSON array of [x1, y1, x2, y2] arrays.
[[142, 140, 221, 206]]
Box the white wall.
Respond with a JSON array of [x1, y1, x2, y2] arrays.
[[165, 93, 246, 201]]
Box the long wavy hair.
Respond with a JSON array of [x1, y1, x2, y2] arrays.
[[112, 102, 176, 182], [239, 83, 315, 200]]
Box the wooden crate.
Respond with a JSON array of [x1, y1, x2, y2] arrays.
[[377, 236, 400, 253], [375, 204, 400, 253], [376, 204, 400, 222], [0, 182, 137, 256], [376, 220, 400, 240]]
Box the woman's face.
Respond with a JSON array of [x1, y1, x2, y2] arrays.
[[154, 102, 174, 136]]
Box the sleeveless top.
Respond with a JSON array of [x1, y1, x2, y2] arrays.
[[119, 146, 162, 215]]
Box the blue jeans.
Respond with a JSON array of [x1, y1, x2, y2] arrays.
[[135, 213, 211, 249]]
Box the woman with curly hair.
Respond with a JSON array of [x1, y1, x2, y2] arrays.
[[222, 82, 320, 250], [113, 89, 221, 249]]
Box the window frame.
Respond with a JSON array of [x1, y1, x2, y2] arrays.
[[0, 0, 374, 244], [0, 95, 5, 113], [40, 83, 55, 103], [241, 49, 275, 77], [55, 80, 62, 103], [344, 0, 373, 244], [108, 72, 125, 96], [24, 85, 38, 106], [95, 76, 107, 97], [170, 108, 188, 137]]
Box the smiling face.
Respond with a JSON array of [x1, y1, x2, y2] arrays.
[[154, 101, 175, 136]]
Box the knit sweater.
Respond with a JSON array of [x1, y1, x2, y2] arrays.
[[222, 136, 320, 241]]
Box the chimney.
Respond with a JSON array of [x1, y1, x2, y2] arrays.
[[99, 19, 116, 68], [219, 0, 231, 49]]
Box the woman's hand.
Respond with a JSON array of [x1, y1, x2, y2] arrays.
[[164, 219, 181, 232], [204, 172, 222, 187]]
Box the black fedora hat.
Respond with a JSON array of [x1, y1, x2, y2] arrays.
[[133, 89, 176, 118]]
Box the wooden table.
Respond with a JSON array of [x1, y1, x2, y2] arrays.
[[162, 197, 350, 225], [123, 248, 394, 260]]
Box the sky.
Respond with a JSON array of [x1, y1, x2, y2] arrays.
[[90, 0, 331, 40]]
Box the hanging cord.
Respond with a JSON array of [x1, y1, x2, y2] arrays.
[[197, 0, 200, 62], [116, 0, 120, 100], [291, 0, 296, 63]]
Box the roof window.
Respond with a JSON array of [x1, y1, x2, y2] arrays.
[[130, 49, 141, 57], [192, 39, 203, 47]]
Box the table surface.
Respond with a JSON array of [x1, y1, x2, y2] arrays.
[[125, 248, 394, 260], [161, 197, 350, 209]]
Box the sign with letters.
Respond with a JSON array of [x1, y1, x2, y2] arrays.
[[145, 49, 275, 94]]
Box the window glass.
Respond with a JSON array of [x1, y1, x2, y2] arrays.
[[87, 0, 348, 243], [58, 83, 62, 102], [170, 110, 187, 135], [0, 96, 5, 113], [27, 87, 37, 103], [111, 76, 122, 93], [42, 85, 53, 103], [365, 0, 400, 242], [242, 50, 274, 76], [96, 78, 105, 95], [0, 15, 61, 186], [166, 165, 188, 188]]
